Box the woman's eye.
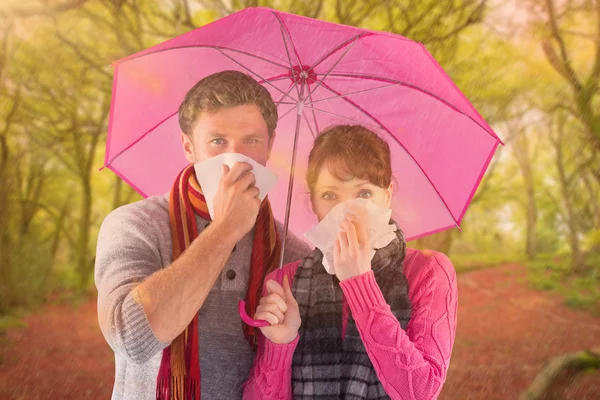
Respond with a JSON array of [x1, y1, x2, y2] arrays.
[[358, 190, 372, 199], [322, 192, 336, 201]]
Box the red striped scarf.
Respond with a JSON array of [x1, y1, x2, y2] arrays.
[[156, 164, 282, 400]]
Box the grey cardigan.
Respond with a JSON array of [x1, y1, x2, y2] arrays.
[[94, 194, 311, 400]]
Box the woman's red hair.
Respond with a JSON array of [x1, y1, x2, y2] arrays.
[[306, 125, 392, 193]]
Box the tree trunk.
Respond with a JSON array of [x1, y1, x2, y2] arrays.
[[412, 230, 454, 254], [514, 134, 538, 260], [39, 196, 71, 293], [554, 133, 586, 272], [18, 162, 46, 241], [112, 174, 123, 210], [77, 177, 93, 292], [581, 171, 600, 228], [0, 137, 13, 313]]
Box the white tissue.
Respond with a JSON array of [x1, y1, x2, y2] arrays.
[[193, 153, 279, 219], [304, 198, 398, 275]]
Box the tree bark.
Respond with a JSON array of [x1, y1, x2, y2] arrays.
[[581, 171, 600, 228], [541, 0, 600, 186], [412, 230, 454, 254], [552, 117, 587, 272], [77, 178, 93, 291], [514, 133, 538, 260]]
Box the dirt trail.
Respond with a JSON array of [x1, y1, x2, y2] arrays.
[[1, 264, 599, 399]]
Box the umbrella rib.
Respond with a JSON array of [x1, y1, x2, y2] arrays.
[[302, 105, 381, 131], [258, 74, 291, 84], [279, 26, 302, 100], [319, 81, 460, 228], [276, 82, 298, 106], [216, 48, 297, 102], [312, 33, 370, 70], [316, 72, 499, 141], [277, 104, 298, 121], [272, 12, 302, 66], [103, 110, 179, 168], [115, 44, 290, 70], [273, 12, 303, 101], [305, 40, 357, 101], [304, 83, 400, 105], [306, 88, 320, 134], [301, 110, 317, 139]]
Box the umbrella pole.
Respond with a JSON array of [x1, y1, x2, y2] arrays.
[[238, 79, 306, 328], [278, 90, 305, 269]]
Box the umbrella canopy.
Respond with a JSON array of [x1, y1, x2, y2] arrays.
[[104, 6, 502, 244]]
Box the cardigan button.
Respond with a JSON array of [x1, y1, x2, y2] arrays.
[[226, 269, 237, 280]]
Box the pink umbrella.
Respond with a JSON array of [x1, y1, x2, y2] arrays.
[[103, 7, 502, 325]]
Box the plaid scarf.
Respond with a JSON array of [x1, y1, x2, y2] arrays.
[[291, 229, 411, 399], [156, 164, 282, 400]]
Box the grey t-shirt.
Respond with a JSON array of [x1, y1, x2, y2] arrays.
[[95, 194, 312, 400]]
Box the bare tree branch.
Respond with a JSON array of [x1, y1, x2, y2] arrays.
[[542, 0, 583, 91], [55, 32, 112, 80], [428, 1, 487, 42], [594, 0, 600, 81], [0, 86, 21, 176], [0, 0, 89, 19]]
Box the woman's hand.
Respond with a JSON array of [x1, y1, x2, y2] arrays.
[[333, 205, 372, 281], [254, 275, 301, 344]]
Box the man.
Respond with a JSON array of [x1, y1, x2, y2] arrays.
[[95, 71, 311, 400]]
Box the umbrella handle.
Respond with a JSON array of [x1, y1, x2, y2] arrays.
[[238, 300, 270, 327], [238, 269, 286, 328]]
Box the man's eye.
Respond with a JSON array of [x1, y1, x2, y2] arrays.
[[212, 139, 226, 145], [246, 139, 258, 144], [358, 190, 372, 199], [322, 192, 336, 200]]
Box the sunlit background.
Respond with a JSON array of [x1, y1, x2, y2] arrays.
[[0, 0, 599, 399]]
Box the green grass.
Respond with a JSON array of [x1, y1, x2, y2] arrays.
[[451, 251, 600, 314], [450, 253, 528, 273], [0, 315, 27, 335], [525, 253, 600, 315]]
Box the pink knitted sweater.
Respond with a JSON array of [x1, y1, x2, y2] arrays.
[[242, 248, 458, 400]]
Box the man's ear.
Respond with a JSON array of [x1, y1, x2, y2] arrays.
[[267, 130, 276, 159], [181, 132, 195, 163]]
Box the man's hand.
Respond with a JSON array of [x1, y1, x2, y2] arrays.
[[212, 161, 262, 243], [255, 275, 301, 344]]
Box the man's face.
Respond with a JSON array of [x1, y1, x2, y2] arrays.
[[181, 104, 275, 166]]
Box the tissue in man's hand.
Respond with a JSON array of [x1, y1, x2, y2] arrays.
[[304, 198, 398, 274], [193, 153, 278, 219]]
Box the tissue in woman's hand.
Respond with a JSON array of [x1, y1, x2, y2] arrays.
[[304, 198, 398, 274], [193, 153, 278, 219]]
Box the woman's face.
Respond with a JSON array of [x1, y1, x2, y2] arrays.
[[311, 163, 393, 222]]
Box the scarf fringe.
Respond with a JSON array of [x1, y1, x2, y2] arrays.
[[155, 376, 200, 400], [156, 375, 170, 400], [185, 376, 200, 400]]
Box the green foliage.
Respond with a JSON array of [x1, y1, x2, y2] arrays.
[[0, 225, 55, 313], [0, 0, 599, 317], [451, 253, 528, 273], [526, 253, 600, 314], [0, 315, 26, 331]]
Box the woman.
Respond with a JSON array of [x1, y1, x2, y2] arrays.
[[243, 125, 457, 400]]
